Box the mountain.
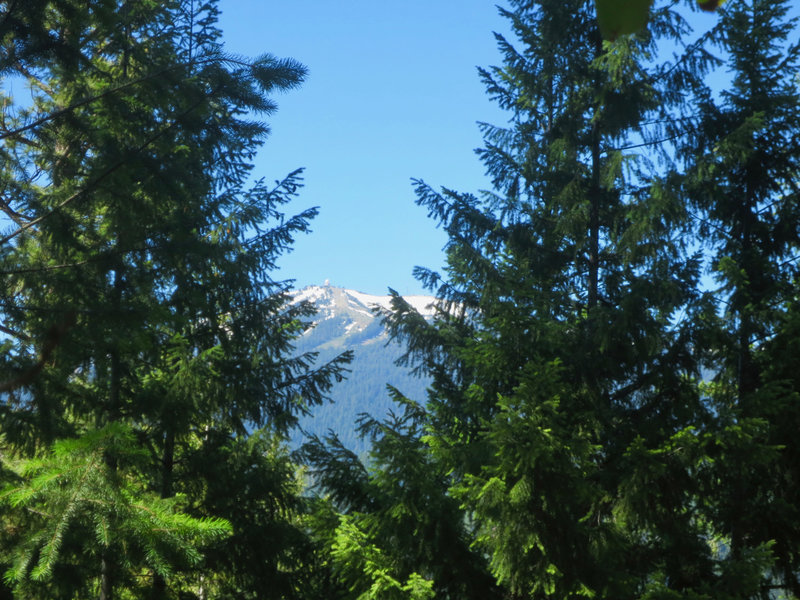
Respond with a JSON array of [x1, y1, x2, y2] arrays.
[[289, 284, 434, 453]]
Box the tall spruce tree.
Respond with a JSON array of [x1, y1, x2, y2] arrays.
[[382, 0, 730, 598], [684, 0, 800, 595], [0, 1, 349, 598]]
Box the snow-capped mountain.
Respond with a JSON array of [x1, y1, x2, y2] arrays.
[[292, 283, 436, 351], [289, 284, 435, 452]]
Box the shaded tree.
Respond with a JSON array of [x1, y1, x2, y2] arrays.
[[384, 0, 731, 597], [300, 388, 499, 600], [0, 1, 349, 597], [684, 0, 800, 595]]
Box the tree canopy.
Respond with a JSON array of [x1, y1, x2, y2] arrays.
[[2, 0, 800, 599], [315, 0, 800, 599], [0, 1, 349, 598]]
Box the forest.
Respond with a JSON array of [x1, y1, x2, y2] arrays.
[[1, 0, 799, 599]]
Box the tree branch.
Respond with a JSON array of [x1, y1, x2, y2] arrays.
[[0, 92, 213, 247], [0, 54, 224, 142]]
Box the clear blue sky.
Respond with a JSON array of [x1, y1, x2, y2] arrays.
[[216, 3, 747, 297], [218, 1, 510, 296]]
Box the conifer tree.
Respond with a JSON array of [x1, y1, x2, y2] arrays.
[[300, 388, 499, 600], [0, 1, 349, 597], [684, 0, 800, 595], [384, 0, 726, 597]]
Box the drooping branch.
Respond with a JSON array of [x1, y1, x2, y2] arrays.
[[0, 54, 227, 143], [0, 92, 214, 247]]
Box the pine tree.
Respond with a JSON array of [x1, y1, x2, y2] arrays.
[[0, 1, 349, 597], [684, 0, 800, 595], [384, 0, 725, 597]]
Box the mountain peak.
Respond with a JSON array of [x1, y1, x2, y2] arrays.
[[289, 284, 433, 453], [292, 285, 437, 319]]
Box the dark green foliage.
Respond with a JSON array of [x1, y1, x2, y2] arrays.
[[0, 0, 349, 597], [183, 429, 314, 599], [683, 0, 800, 594], [381, 0, 779, 598], [366, 1, 800, 598], [3, 0, 800, 598], [300, 388, 500, 600]]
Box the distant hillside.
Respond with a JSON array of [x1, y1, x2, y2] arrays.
[[289, 284, 433, 453]]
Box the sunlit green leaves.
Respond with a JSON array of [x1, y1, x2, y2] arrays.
[[1, 424, 231, 590], [329, 516, 435, 600]]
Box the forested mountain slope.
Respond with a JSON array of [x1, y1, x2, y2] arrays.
[[291, 285, 433, 452]]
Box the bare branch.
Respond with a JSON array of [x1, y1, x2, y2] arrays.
[[0, 322, 30, 341], [0, 194, 32, 225]]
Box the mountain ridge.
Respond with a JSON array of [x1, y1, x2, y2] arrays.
[[289, 284, 434, 452]]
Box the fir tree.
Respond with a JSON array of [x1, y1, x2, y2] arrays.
[[385, 0, 723, 597], [0, 1, 349, 597], [300, 387, 499, 600], [684, 0, 800, 595]]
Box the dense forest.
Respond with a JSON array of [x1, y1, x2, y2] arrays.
[[1, 0, 799, 599]]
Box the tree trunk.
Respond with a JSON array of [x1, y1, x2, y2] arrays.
[[100, 268, 124, 598], [588, 120, 600, 310], [99, 554, 113, 600], [588, 35, 603, 311]]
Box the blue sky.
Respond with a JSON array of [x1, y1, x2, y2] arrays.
[[218, 1, 510, 296], [216, 3, 751, 297]]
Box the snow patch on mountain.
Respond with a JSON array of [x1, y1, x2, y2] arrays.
[[347, 289, 437, 317], [287, 284, 435, 452], [291, 285, 437, 342]]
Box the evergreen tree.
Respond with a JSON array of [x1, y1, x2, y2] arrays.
[[300, 387, 499, 600], [384, 0, 727, 597], [684, 0, 800, 595], [0, 1, 349, 597]]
